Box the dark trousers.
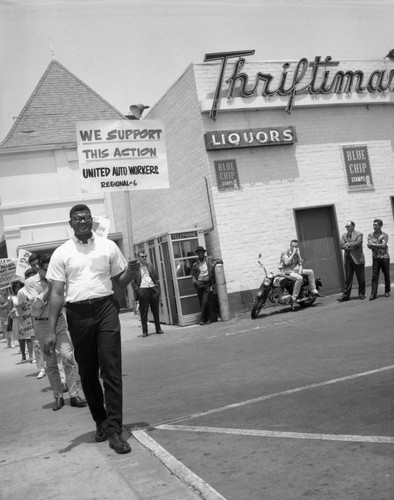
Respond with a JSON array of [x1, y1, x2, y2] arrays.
[[138, 286, 161, 334], [343, 253, 366, 298], [371, 258, 391, 296], [195, 281, 211, 322], [66, 296, 122, 435]]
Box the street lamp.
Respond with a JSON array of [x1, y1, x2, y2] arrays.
[[385, 49, 394, 62], [126, 104, 150, 120]]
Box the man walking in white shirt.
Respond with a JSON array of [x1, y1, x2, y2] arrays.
[[46, 204, 135, 454]]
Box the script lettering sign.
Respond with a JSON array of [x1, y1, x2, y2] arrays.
[[204, 51, 394, 119]]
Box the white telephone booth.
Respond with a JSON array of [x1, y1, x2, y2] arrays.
[[134, 229, 206, 326]]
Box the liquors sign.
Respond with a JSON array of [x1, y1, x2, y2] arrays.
[[205, 126, 295, 150]]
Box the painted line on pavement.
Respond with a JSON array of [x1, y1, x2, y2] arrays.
[[160, 365, 394, 424], [132, 430, 227, 500], [155, 424, 394, 444], [217, 317, 310, 338]]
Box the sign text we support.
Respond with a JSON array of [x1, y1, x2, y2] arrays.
[[76, 120, 169, 193]]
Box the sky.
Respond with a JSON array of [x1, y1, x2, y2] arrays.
[[1, 0, 394, 141]]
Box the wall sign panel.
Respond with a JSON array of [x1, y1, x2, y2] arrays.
[[214, 159, 240, 191], [342, 144, 374, 191]]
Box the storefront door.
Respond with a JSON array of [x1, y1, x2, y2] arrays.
[[295, 206, 343, 294], [159, 241, 178, 325]]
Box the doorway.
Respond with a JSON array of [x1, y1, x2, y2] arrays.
[[295, 206, 343, 294]]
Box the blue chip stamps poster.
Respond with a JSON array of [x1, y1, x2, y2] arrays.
[[342, 144, 374, 192], [214, 159, 240, 191], [76, 120, 169, 192]]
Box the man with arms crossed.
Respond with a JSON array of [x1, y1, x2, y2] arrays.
[[337, 220, 366, 302], [46, 204, 134, 454], [367, 218, 391, 300]]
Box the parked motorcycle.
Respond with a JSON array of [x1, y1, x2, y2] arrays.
[[251, 255, 322, 319]]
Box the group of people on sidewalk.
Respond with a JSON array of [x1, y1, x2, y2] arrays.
[[337, 218, 391, 302], [0, 253, 87, 409], [0, 261, 44, 369], [278, 218, 391, 305], [130, 245, 223, 331], [2, 203, 134, 455], [1, 203, 223, 456]]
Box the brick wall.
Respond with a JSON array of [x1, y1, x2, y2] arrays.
[[205, 104, 394, 309], [112, 65, 222, 257]]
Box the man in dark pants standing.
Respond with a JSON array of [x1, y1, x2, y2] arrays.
[[191, 246, 214, 325], [46, 204, 134, 454], [367, 218, 391, 300], [338, 220, 366, 302], [131, 251, 163, 337]]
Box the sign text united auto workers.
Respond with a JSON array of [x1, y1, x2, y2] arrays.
[[76, 120, 169, 192]]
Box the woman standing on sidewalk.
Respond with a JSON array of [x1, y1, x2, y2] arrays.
[[0, 291, 10, 345], [9, 280, 34, 361], [7, 281, 24, 352]]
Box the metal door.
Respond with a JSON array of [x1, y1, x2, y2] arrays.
[[159, 241, 178, 325], [295, 206, 343, 294]]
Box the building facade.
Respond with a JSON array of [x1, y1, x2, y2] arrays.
[[118, 52, 394, 315]]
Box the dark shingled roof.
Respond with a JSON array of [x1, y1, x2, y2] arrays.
[[0, 59, 126, 151]]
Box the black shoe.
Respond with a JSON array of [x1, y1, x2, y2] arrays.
[[385, 292, 391, 298], [290, 297, 298, 310], [337, 296, 348, 302], [359, 294, 366, 300], [95, 420, 108, 442], [156, 330, 164, 334], [142, 332, 148, 337], [53, 397, 64, 411], [108, 432, 131, 454], [62, 383, 69, 393], [70, 396, 87, 408], [206, 320, 211, 325], [369, 295, 376, 301]]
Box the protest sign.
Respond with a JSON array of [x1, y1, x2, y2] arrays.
[[76, 120, 169, 193], [92, 216, 111, 238], [16, 300, 34, 337], [0, 259, 17, 290], [16, 248, 32, 278]]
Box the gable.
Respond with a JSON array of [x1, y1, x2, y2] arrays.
[[0, 60, 125, 151]]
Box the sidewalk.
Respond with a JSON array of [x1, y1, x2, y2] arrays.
[[0, 314, 202, 500]]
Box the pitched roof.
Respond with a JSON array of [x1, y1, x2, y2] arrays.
[[0, 60, 126, 152]]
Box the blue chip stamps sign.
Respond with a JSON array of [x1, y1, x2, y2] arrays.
[[76, 120, 169, 192], [342, 144, 374, 191], [215, 159, 240, 191]]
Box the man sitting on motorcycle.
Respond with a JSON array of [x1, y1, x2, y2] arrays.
[[279, 239, 322, 304]]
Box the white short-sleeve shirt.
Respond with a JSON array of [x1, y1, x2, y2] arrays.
[[46, 234, 127, 303]]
